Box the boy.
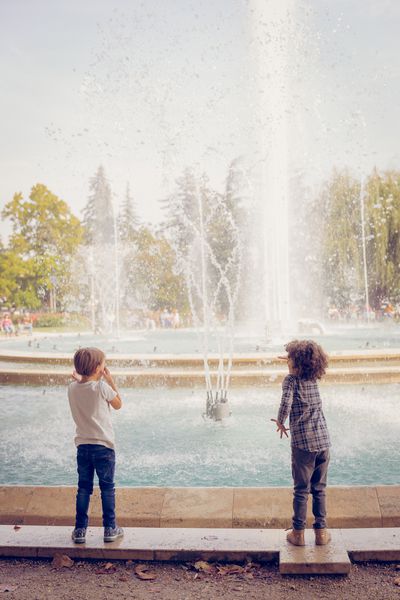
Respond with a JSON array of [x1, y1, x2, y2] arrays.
[[68, 347, 123, 544], [271, 339, 331, 546]]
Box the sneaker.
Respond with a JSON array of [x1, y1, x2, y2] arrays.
[[71, 527, 86, 544], [104, 526, 124, 543]]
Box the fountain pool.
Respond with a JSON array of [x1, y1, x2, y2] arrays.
[[1, 324, 400, 356], [1, 383, 399, 487]]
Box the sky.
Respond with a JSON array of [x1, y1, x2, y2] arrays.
[[1, 0, 400, 236]]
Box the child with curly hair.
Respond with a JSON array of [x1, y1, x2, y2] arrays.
[[271, 339, 331, 546]]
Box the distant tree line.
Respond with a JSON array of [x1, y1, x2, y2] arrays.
[[1, 165, 399, 320]]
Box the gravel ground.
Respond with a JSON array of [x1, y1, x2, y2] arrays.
[[1, 558, 400, 600]]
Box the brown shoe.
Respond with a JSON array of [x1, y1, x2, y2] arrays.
[[314, 528, 331, 545], [286, 529, 305, 546]]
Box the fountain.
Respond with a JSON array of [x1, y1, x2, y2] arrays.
[[248, 0, 293, 334], [169, 177, 242, 420], [1, 1, 400, 496]]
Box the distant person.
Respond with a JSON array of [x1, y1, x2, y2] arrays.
[[1, 314, 15, 336], [172, 309, 180, 329], [21, 313, 33, 335], [271, 340, 331, 547], [68, 347, 123, 544]]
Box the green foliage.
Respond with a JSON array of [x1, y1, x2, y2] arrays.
[[365, 169, 400, 307], [311, 169, 363, 308], [82, 166, 115, 245], [118, 183, 139, 242], [1, 184, 83, 310], [132, 226, 189, 313], [308, 167, 400, 311]]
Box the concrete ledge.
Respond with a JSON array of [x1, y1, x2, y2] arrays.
[[1, 525, 399, 571], [2, 349, 400, 367], [2, 366, 400, 386], [1, 486, 399, 529]]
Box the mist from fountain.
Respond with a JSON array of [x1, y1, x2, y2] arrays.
[[247, 0, 298, 334], [172, 178, 242, 419]]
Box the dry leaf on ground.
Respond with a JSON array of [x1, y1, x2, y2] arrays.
[[134, 565, 157, 581], [51, 554, 74, 569], [193, 561, 214, 573], [216, 564, 245, 576], [394, 577, 400, 586]]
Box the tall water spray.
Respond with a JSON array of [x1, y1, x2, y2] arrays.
[[170, 175, 242, 420], [249, 0, 293, 333]]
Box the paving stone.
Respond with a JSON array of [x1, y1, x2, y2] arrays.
[[1, 526, 400, 569], [116, 487, 166, 527], [153, 527, 281, 562], [0, 487, 34, 525], [340, 527, 400, 561], [279, 530, 351, 575], [160, 488, 234, 528], [233, 487, 293, 528], [23, 486, 76, 525], [376, 486, 400, 527], [326, 486, 382, 527], [0, 525, 280, 562]]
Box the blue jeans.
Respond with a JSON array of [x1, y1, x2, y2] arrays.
[[75, 444, 116, 529], [291, 446, 330, 530]]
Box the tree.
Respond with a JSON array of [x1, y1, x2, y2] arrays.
[[313, 169, 363, 309], [365, 169, 400, 307], [161, 167, 199, 256], [118, 183, 139, 242], [1, 184, 83, 309], [131, 226, 189, 313], [82, 166, 115, 245]]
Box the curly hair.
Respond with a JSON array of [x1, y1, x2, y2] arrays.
[[285, 339, 328, 381]]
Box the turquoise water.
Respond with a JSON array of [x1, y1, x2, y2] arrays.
[[0, 384, 399, 486], [1, 324, 400, 355]]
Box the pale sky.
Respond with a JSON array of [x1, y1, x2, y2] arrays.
[[1, 0, 400, 235]]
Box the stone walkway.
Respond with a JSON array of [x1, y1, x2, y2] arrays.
[[1, 526, 400, 575]]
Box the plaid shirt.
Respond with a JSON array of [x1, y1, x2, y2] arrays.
[[277, 374, 331, 452]]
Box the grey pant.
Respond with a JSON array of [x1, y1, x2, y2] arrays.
[[291, 446, 330, 530]]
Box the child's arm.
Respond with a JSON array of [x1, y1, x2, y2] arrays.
[[102, 367, 122, 410], [271, 376, 294, 438]]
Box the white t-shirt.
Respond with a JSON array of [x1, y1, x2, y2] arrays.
[[68, 379, 117, 450]]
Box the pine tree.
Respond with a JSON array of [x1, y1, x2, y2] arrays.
[[118, 183, 139, 242], [82, 166, 115, 245]]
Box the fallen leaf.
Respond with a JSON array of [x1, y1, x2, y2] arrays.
[[104, 562, 115, 570], [134, 565, 157, 581], [194, 560, 214, 573], [119, 575, 129, 582], [13, 525, 21, 531], [216, 564, 245, 576], [51, 553, 74, 569], [394, 578, 400, 586], [0, 585, 18, 593], [95, 566, 117, 575]]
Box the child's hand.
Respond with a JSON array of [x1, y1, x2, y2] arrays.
[[270, 418, 290, 438], [102, 366, 114, 384], [71, 371, 82, 382]]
